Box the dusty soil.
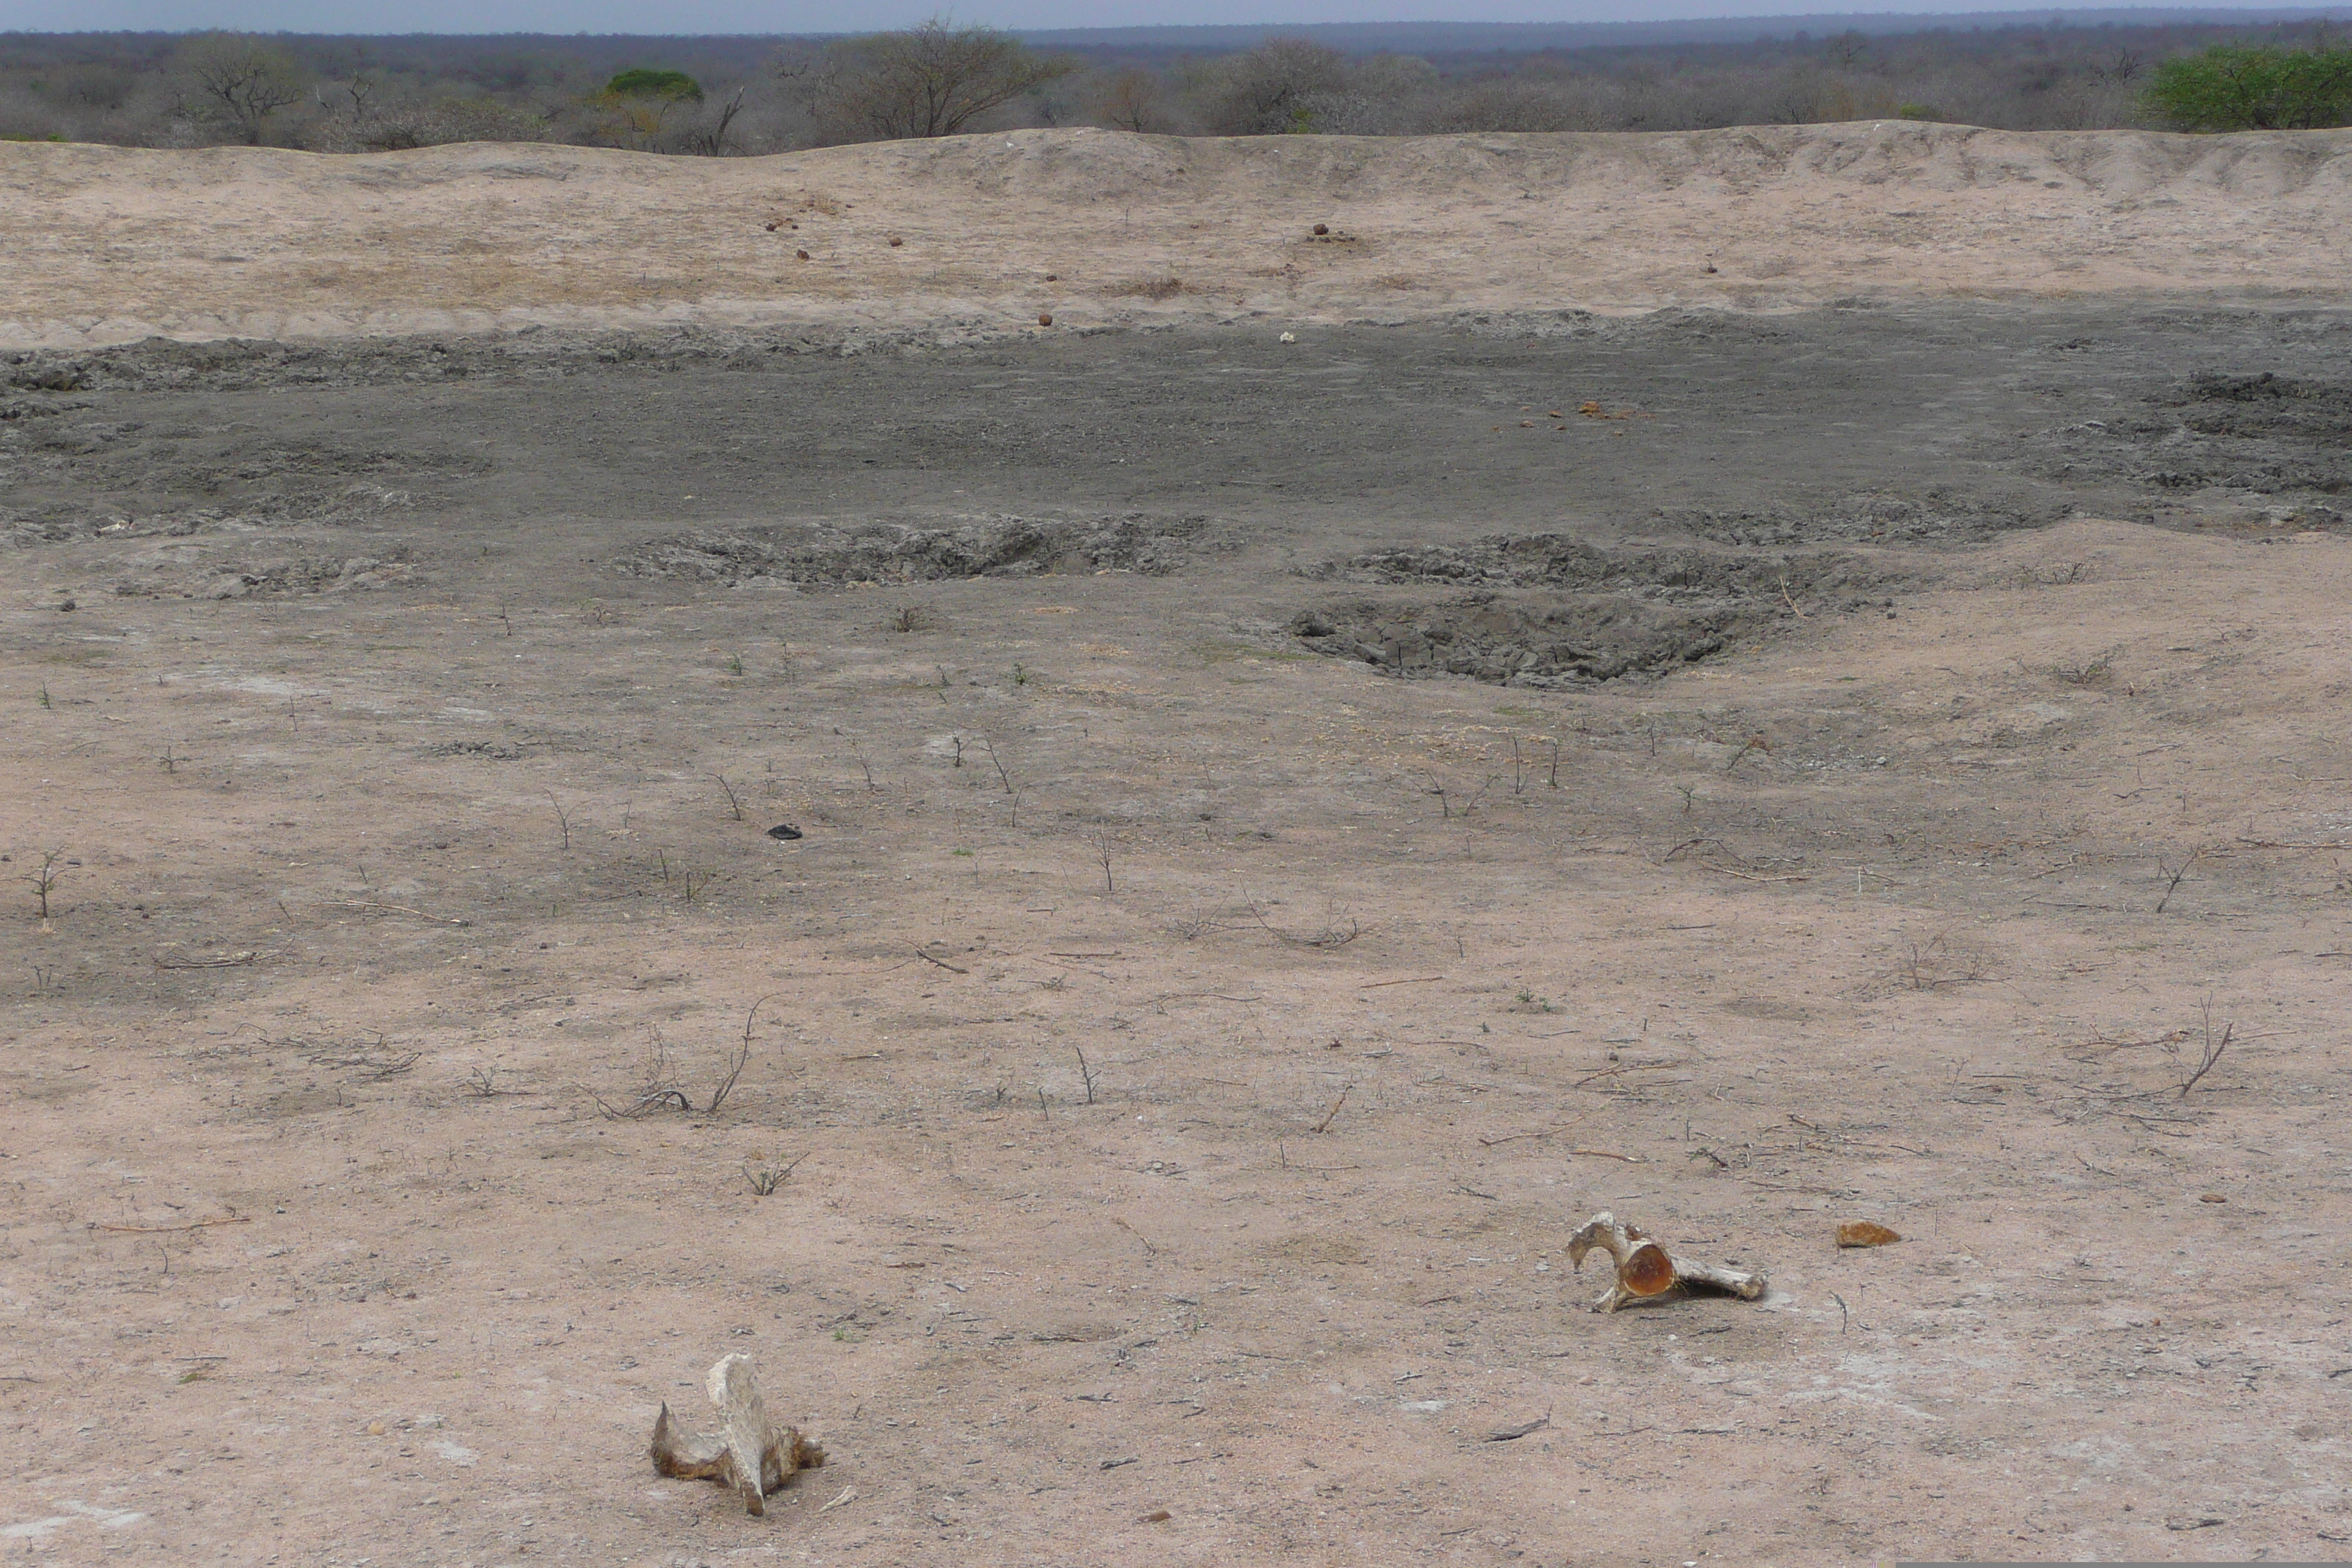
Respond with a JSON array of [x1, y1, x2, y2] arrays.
[[5, 143, 2352, 1565], [4, 122, 2351, 350]]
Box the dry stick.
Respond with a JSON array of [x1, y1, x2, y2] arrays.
[[2180, 1011, 2232, 1098], [318, 900, 471, 927], [914, 947, 969, 975], [91, 1212, 249, 1235], [712, 773, 744, 823], [1095, 829, 1116, 894], [1312, 1084, 1354, 1134], [1074, 1046, 1098, 1105], [1703, 864, 1811, 884], [2153, 848, 2202, 913], [1360, 975, 1446, 990], [153, 951, 258, 969], [1477, 1120, 1586, 1148], [1567, 1149, 1648, 1164], [1278, 1141, 1360, 1172], [706, 995, 770, 1115], [1111, 1216, 1159, 1257], [1569, 1060, 1684, 1089], [546, 788, 571, 848]]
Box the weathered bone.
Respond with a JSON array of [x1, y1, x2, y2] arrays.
[[649, 1354, 826, 1515], [1567, 1210, 1768, 1313]]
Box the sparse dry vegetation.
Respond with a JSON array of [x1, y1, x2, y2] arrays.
[[1, 14, 2344, 151]]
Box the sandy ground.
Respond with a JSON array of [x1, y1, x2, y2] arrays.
[[4, 132, 2352, 1567], [2, 122, 2351, 350]]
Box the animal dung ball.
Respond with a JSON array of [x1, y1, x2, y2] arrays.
[[795, 249, 810, 261], [764, 221, 779, 232], [887, 235, 903, 247], [1312, 222, 1330, 235], [1836, 1221, 1901, 1248], [1038, 313, 1053, 326], [766, 823, 804, 842], [1044, 272, 1058, 281], [1704, 263, 1719, 274]]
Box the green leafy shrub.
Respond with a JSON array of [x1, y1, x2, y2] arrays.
[[2144, 42, 2352, 130]]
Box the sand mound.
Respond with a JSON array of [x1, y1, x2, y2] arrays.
[[4, 121, 2348, 349]]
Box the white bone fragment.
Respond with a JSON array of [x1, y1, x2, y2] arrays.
[[649, 1354, 826, 1515], [1567, 1210, 1768, 1313]]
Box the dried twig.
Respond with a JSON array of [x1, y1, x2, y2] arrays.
[[1477, 1120, 1586, 1148], [91, 1210, 248, 1235], [914, 946, 969, 975], [705, 996, 770, 1115], [318, 900, 471, 927], [153, 951, 258, 969], [2153, 847, 2204, 914], [2179, 1000, 2231, 1098], [1312, 1084, 1353, 1134]]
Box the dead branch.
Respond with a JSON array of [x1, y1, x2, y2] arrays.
[[153, 951, 259, 969], [2179, 1006, 2232, 1098], [914, 946, 969, 974], [90, 1210, 249, 1235], [317, 900, 472, 927]]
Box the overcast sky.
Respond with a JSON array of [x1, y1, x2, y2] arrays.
[[1, 0, 2334, 33]]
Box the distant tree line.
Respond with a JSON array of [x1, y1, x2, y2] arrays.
[[0, 14, 2345, 153]]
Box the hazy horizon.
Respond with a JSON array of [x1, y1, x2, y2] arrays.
[[4, 0, 2345, 37]]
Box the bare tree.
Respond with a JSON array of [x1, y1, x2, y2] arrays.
[[1194, 38, 1352, 135], [181, 34, 306, 146], [812, 15, 1075, 143], [678, 86, 747, 155], [1090, 67, 1166, 132]]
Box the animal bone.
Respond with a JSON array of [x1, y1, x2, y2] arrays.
[[649, 1354, 826, 1515], [1567, 1210, 1768, 1313]]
